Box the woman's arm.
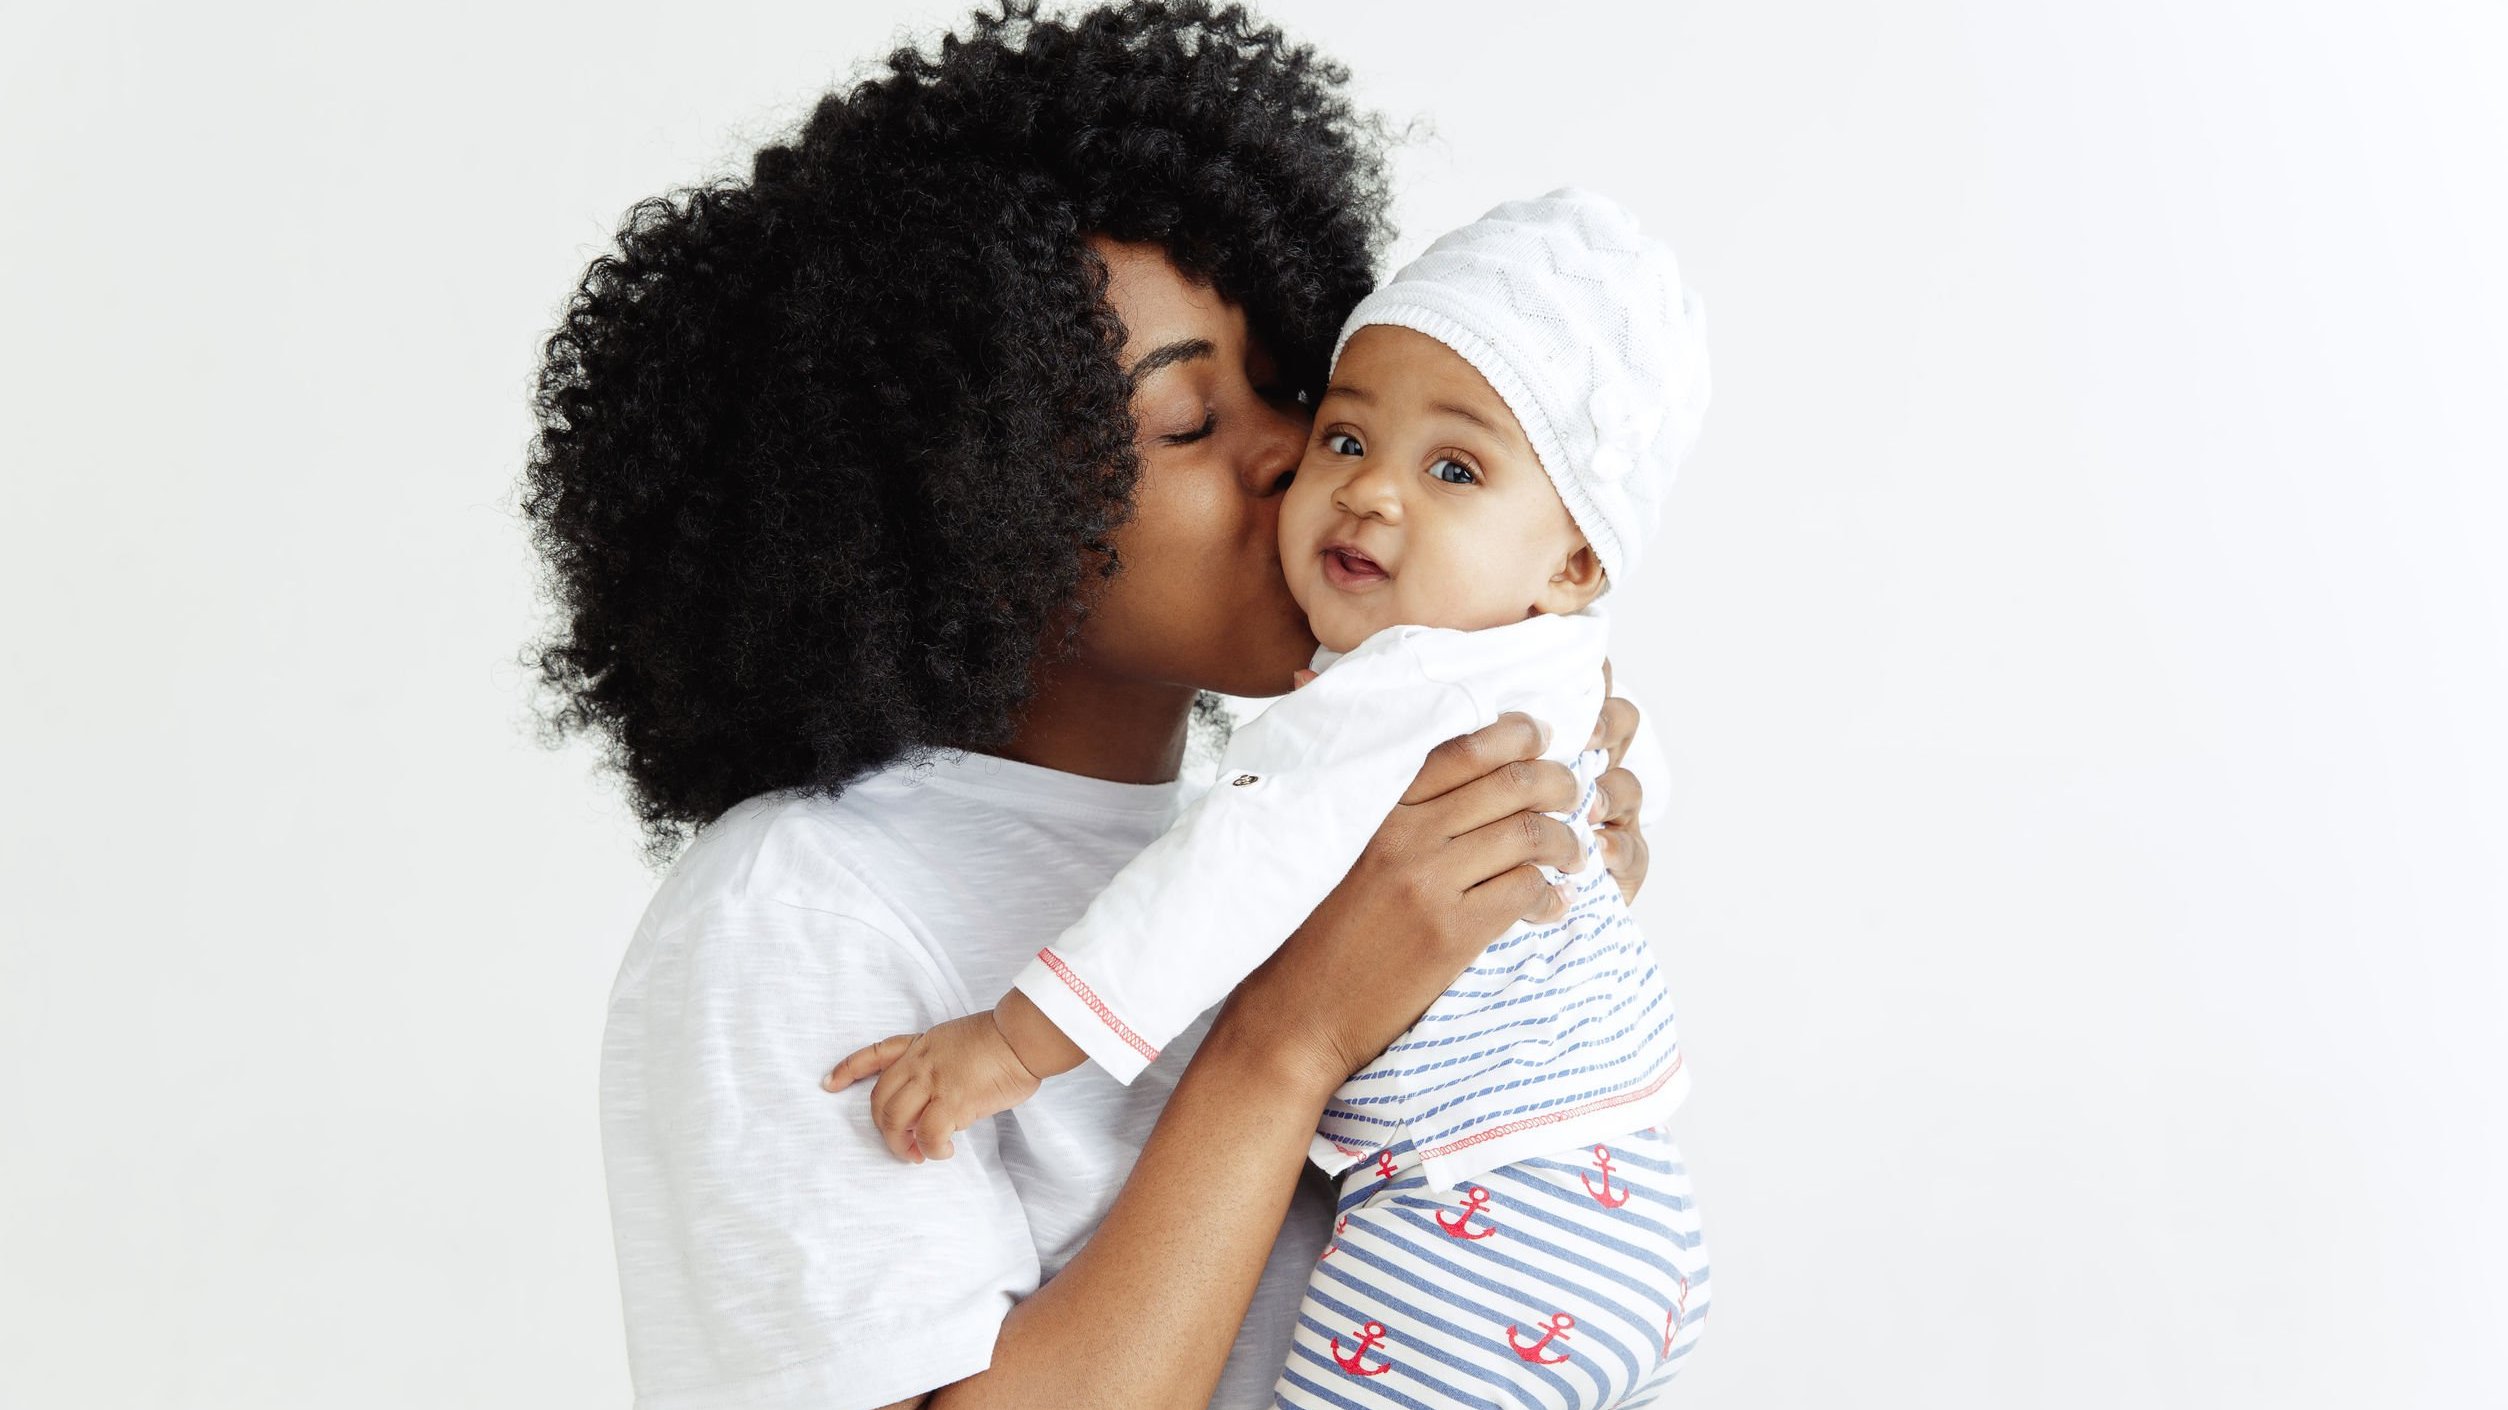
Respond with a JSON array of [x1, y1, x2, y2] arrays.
[[919, 712, 1594, 1408]]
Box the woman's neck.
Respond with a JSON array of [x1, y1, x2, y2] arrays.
[[985, 651, 1199, 785]]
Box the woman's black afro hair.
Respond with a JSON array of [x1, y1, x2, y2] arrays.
[[522, 0, 1390, 858]]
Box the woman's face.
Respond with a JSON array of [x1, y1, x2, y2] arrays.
[[1070, 236, 1320, 697]]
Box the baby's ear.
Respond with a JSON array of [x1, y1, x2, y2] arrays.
[[1537, 543, 1607, 613]]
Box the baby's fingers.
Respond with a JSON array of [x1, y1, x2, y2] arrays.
[[911, 1089, 959, 1161], [872, 1072, 933, 1163], [823, 1034, 914, 1092]]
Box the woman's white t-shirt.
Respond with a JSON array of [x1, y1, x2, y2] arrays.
[[598, 749, 1337, 1410]]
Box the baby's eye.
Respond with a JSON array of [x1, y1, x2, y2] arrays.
[[1323, 430, 1363, 456], [1429, 456, 1479, 486]]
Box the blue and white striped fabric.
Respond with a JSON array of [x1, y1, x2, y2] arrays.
[[1274, 1125, 1711, 1409], [1313, 746, 1691, 1193]]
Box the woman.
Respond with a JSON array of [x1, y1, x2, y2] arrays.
[[526, 4, 1667, 1405]]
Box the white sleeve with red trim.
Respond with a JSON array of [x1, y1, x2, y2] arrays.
[[1009, 629, 1485, 1083]]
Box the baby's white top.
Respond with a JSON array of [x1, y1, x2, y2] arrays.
[[1012, 610, 1614, 1086], [1011, 608, 1688, 1190]]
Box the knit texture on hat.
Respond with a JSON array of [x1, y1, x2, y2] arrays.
[[1330, 188, 1710, 593]]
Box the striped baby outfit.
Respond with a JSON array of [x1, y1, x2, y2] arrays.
[[1275, 1125, 1711, 1409], [1311, 741, 1689, 1193]]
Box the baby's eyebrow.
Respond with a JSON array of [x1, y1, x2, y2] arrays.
[[1432, 400, 1501, 435]]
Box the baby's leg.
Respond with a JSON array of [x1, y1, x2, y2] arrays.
[[1271, 1128, 1710, 1409], [1571, 1127, 1712, 1405]]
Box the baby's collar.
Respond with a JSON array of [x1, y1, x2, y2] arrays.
[[1304, 606, 1606, 679]]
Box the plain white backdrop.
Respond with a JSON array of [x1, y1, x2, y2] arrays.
[[4, 1, 2502, 1405]]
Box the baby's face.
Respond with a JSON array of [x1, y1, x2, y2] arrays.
[[1281, 324, 1602, 654]]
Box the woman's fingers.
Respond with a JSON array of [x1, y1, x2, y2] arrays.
[[1594, 764, 1651, 903], [1587, 693, 1640, 769], [1595, 766, 1643, 829], [1402, 712, 1551, 805], [1449, 806, 1586, 889], [1422, 755, 1581, 843], [823, 1034, 913, 1092], [1464, 863, 1572, 931]]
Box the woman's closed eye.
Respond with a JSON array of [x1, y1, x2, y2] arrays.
[[1161, 410, 1217, 445]]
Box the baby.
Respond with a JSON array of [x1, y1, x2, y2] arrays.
[[829, 188, 1714, 1406]]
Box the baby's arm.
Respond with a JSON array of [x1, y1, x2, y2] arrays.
[[1011, 637, 1486, 1085], [821, 988, 1083, 1161], [820, 665, 1401, 1162]]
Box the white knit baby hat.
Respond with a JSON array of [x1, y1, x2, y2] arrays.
[[1329, 187, 1711, 593]]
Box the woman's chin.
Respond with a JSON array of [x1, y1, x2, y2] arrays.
[[1206, 616, 1321, 697]]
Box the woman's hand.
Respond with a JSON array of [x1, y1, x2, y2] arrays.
[[1221, 711, 1589, 1098], [1587, 659, 1652, 907]]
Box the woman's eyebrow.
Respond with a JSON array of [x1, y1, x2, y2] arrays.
[[1126, 338, 1216, 383]]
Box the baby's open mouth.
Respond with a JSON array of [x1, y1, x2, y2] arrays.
[[1320, 544, 1389, 589]]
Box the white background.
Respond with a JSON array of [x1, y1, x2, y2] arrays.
[[4, 1, 2502, 1405]]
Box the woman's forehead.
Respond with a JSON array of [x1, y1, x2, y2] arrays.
[[1090, 237, 1236, 349]]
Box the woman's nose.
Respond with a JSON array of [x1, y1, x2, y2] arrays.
[[1242, 398, 1308, 499]]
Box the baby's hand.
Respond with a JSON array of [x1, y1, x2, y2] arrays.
[[822, 1010, 1041, 1163], [1291, 668, 1319, 690]]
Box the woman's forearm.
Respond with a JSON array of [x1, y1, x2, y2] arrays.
[[926, 999, 1335, 1409]]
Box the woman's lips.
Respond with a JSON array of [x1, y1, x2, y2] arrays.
[[1319, 545, 1389, 591]]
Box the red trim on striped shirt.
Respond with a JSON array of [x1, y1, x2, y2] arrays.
[[1034, 947, 1161, 1062], [1415, 1050, 1686, 1163]]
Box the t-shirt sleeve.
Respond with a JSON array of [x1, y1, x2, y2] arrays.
[[601, 897, 1040, 1410]]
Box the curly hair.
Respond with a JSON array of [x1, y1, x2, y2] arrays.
[[522, 0, 1390, 858]]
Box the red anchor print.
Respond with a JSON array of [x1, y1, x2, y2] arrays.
[[1505, 1312, 1576, 1365], [1435, 1186, 1497, 1240], [1373, 1150, 1399, 1183], [1662, 1272, 1691, 1356], [1332, 1320, 1392, 1377], [1582, 1145, 1631, 1208], [1320, 1214, 1350, 1260]]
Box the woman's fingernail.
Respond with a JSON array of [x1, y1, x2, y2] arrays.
[[1535, 718, 1553, 750], [1554, 881, 1574, 909]]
